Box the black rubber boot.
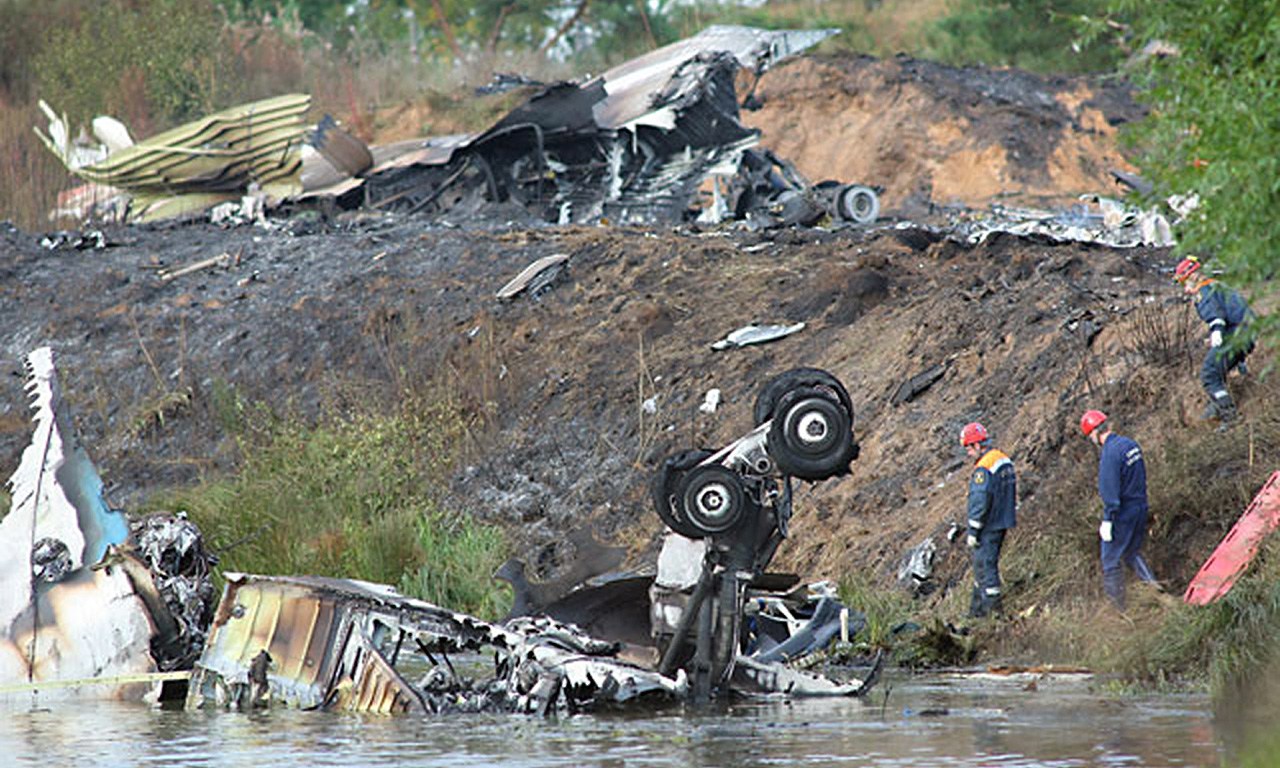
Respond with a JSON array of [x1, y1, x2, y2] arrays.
[[1213, 393, 1238, 431], [968, 587, 987, 618]]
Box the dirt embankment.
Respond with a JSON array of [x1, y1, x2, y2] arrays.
[[0, 53, 1258, 618], [744, 55, 1143, 215]]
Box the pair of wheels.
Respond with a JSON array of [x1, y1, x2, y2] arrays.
[[651, 368, 857, 539]]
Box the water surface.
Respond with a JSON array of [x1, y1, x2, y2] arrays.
[[0, 671, 1223, 767]]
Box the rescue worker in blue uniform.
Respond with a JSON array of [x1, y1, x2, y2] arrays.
[[960, 421, 1016, 618], [1174, 256, 1256, 425], [1081, 410, 1157, 609]]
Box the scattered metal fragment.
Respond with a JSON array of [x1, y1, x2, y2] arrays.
[[892, 363, 948, 406], [711, 321, 806, 350], [496, 253, 570, 300], [699, 388, 722, 414], [897, 537, 937, 595], [39, 229, 107, 250], [157, 251, 236, 283], [956, 197, 1174, 248]]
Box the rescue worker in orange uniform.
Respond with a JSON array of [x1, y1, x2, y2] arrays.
[[1174, 256, 1256, 425], [1080, 410, 1158, 608], [960, 422, 1017, 618]]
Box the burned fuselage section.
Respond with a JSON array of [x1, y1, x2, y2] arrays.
[[187, 574, 686, 715], [339, 26, 869, 227]]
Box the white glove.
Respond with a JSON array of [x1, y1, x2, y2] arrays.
[[966, 534, 979, 549], [1210, 330, 1223, 348], [1099, 520, 1113, 542]]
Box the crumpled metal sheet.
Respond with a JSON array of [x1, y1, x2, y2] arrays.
[[37, 95, 310, 223], [711, 322, 806, 350], [0, 347, 129, 632], [130, 512, 217, 670], [897, 537, 937, 594], [187, 574, 685, 715], [955, 197, 1175, 248]]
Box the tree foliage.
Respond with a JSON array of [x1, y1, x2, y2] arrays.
[[1112, 0, 1280, 343], [925, 0, 1123, 74], [218, 0, 690, 61], [34, 0, 224, 128]]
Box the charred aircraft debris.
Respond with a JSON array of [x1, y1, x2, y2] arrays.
[[39, 26, 881, 229], [310, 25, 880, 228], [0, 350, 880, 711]]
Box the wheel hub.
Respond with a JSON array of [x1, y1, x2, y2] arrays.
[[695, 484, 730, 520], [797, 411, 830, 444]]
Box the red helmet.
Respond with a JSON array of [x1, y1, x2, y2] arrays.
[[1174, 256, 1201, 283], [960, 422, 988, 447], [1080, 410, 1108, 437]]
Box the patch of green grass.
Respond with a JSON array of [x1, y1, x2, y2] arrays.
[[839, 574, 915, 649], [147, 389, 509, 618], [400, 512, 510, 620]]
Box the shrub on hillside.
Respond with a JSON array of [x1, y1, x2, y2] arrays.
[[33, 0, 224, 130]]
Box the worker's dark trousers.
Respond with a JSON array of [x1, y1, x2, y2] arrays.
[[1200, 343, 1250, 409], [970, 528, 1006, 618], [1100, 512, 1156, 609]]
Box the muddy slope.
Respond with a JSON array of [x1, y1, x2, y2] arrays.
[[0, 53, 1248, 604], [0, 213, 1227, 581]]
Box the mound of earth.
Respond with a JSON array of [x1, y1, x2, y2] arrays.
[[745, 55, 1144, 215]]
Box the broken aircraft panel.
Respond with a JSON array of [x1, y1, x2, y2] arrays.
[[187, 573, 686, 714], [0, 348, 210, 701], [314, 26, 839, 226], [37, 94, 310, 223]]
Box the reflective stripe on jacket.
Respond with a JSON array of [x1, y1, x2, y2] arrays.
[[967, 448, 1017, 532], [1098, 434, 1148, 522], [1194, 280, 1253, 336]]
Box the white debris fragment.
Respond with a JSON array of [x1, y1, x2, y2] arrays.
[[699, 388, 721, 414]]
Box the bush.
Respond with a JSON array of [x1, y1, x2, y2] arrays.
[[1112, 1, 1280, 348], [149, 389, 508, 617], [33, 0, 225, 129], [926, 0, 1123, 74]]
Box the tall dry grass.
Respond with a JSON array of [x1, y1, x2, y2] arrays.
[[0, 92, 77, 230]]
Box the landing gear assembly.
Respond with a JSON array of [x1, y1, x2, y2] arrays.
[[649, 367, 859, 699]]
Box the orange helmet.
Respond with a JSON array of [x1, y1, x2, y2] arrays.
[[1174, 256, 1201, 283], [960, 422, 988, 447], [1080, 410, 1108, 437]]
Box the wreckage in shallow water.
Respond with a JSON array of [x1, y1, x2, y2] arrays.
[[0, 350, 879, 709], [0, 348, 214, 701]]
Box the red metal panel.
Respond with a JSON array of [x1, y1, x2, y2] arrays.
[[1184, 470, 1280, 605]]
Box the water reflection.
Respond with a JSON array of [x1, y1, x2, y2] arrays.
[[0, 672, 1224, 767]]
